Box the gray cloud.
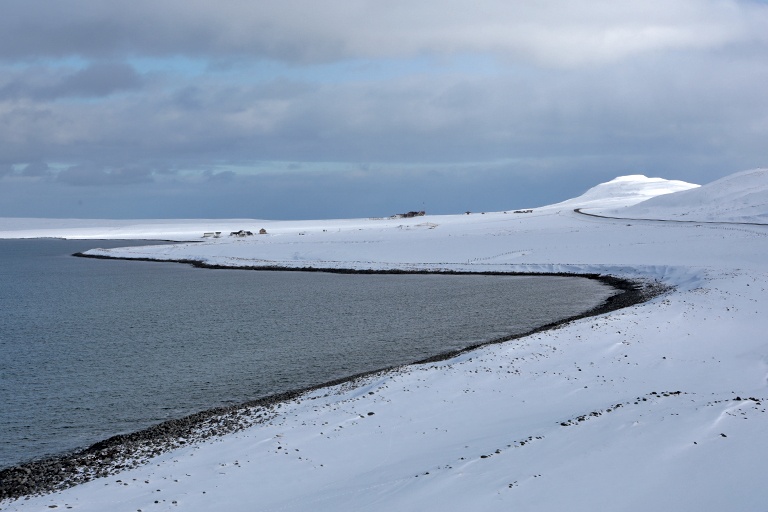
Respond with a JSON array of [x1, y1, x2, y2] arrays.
[[21, 162, 50, 177], [1, 1, 767, 219], [49, 62, 143, 99], [1, 49, 767, 182], [0, 62, 143, 101], [56, 164, 154, 186], [0, 0, 765, 67], [205, 170, 236, 183]]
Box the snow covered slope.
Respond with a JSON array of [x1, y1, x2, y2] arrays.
[[602, 168, 768, 223], [542, 174, 699, 210], [3, 170, 768, 512]]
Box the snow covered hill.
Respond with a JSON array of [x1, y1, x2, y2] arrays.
[[602, 168, 768, 223], [542, 174, 699, 210]]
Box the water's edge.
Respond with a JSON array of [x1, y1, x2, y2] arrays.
[[0, 256, 669, 501]]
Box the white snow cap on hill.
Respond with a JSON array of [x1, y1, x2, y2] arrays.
[[606, 168, 768, 224], [543, 175, 699, 210]]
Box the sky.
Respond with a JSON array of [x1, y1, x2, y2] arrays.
[[1, 0, 768, 220]]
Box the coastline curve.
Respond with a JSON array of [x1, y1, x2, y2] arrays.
[[1, 257, 669, 501]]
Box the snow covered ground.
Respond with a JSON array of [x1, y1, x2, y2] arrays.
[[0, 218, 264, 241], [600, 168, 768, 224], [3, 172, 768, 511]]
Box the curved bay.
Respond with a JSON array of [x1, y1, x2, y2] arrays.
[[0, 239, 616, 468]]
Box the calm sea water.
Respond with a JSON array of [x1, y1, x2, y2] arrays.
[[0, 239, 617, 469]]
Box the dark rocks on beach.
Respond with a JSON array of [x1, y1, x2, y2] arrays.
[[0, 402, 276, 501]]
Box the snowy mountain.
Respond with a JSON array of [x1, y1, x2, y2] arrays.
[[604, 168, 768, 223], [542, 174, 699, 210]]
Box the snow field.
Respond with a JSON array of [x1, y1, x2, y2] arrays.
[[3, 172, 768, 511]]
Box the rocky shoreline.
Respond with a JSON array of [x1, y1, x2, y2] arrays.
[[1, 263, 667, 502]]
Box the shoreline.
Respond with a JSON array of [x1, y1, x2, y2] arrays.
[[4, 175, 768, 511], [0, 262, 666, 501]]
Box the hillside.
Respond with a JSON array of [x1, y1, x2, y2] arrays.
[[603, 168, 768, 223], [543, 174, 699, 210]]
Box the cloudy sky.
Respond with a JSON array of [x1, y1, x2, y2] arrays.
[[2, 0, 767, 219]]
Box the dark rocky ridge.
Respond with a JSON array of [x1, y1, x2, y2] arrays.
[[1, 258, 669, 501]]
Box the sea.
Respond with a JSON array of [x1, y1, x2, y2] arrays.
[[0, 239, 618, 469]]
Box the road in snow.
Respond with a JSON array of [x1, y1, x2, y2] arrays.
[[2, 172, 768, 511]]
